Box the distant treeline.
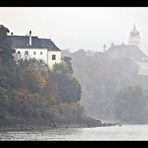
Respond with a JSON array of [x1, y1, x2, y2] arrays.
[[62, 49, 148, 124]]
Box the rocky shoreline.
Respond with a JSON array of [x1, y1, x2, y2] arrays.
[[0, 118, 119, 131]]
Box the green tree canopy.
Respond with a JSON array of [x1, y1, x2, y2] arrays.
[[52, 63, 81, 103], [0, 25, 83, 123], [113, 86, 147, 124], [0, 25, 15, 63]]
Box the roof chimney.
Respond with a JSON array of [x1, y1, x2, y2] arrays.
[[29, 30, 32, 46]]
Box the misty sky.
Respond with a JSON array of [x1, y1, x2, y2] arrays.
[[1, 7, 148, 54]]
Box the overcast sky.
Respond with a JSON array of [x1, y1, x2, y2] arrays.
[[1, 7, 148, 54]]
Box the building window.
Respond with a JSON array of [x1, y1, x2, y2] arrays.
[[25, 51, 28, 55], [34, 51, 36, 55], [52, 55, 56, 60], [40, 51, 42, 55], [17, 51, 20, 54]]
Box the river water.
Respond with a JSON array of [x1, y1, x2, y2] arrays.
[[1, 124, 148, 141]]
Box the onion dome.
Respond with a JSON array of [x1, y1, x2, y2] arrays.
[[130, 24, 140, 36]]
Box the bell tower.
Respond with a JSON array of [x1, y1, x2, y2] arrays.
[[129, 24, 141, 49]]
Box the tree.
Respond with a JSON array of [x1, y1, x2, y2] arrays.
[[0, 25, 15, 63], [64, 49, 145, 121], [62, 56, 73, 74], [0, 87, 9, 119], [52, 63, 81, 103], [0, 25, 83, 122], [113, 86, 147, 124], [54, 74, 81, 103], [52, 62, 69, 74]]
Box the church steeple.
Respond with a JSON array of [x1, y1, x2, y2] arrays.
[[129, 24, 141, 49], [130, 24, 140, 36]]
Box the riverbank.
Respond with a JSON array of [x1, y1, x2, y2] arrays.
[[0, 118, 118, 131]]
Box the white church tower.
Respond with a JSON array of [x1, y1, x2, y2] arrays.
[[129, 24, 141, 49]]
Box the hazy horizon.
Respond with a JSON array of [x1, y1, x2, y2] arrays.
[[1, 7, 148, 55]]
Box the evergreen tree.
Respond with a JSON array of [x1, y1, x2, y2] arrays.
[[113, 86, 147, 123], [0, 25, 15, 63], [52, 63, 81, 103]]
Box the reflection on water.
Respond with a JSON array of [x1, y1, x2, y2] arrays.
[[1, 125, 148, 141]]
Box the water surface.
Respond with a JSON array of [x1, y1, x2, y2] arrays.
[[0, 125, 148, 141]]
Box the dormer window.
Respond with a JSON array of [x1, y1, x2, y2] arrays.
[[40, 51, 43, 55], [34, 51, 36, 55], [17, 51, 20, 54]]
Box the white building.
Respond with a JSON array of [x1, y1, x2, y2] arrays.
[[10, 31, 61, 69], [105, 25, 148, 76], [138, 61, 148, 76]]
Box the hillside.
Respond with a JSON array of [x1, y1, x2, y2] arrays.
[[62, 48, 148, 123], [0, 25, 84, 124]]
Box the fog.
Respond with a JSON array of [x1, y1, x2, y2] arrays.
[[1, 7, 148, 124], [0, 7, 148, 55], [62, 47, 148, 123]]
